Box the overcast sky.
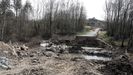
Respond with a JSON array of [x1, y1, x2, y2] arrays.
[[23, 0, 106, 20], [82, 0, 106, 20]]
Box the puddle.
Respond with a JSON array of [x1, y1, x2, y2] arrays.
[[82, 55, 111, 61]]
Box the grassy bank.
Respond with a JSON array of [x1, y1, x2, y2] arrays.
[[99, 31, 128, 47]]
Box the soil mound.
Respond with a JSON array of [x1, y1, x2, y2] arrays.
[[102, 55, 133, 75]]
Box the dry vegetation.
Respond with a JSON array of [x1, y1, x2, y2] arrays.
[[0, 0, 133, 75]]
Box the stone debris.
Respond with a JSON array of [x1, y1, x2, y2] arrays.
[[44, 51, 57, 57], [0, 57, 11, 70], [41, 41, 69, 54], [102, 55, 133, 75], [68, 45, 83, 53], [30, 57, 40, 65], [16, 67, 44, 75], [0, 40, 125, 75]]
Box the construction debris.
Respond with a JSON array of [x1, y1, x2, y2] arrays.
[[102, 55, 133, 75], [0, 57, 11, 70]]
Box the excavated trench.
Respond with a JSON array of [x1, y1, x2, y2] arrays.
[[40, 40, 113, 61]]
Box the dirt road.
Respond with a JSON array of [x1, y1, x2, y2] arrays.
[[77, 28, 101, 37]]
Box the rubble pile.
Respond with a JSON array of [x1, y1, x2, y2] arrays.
[[102, 55, 133, 75], [68, 45, 83, 53], [0, 41, 14, 58], [0, 41, 116, 75], [40, 41, 70, 54], [0, 57, 11, 70], [16, 67, 45, 75]]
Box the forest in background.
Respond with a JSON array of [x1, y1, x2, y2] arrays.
[[0, 0, 133, 75], [105, 0, 133, 50], [0, 0, 86, 42]]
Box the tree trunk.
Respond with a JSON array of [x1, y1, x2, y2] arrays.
[[1, 13, 6, 40]]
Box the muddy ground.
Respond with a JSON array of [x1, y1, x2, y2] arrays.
[[0, 41, 132, 75]]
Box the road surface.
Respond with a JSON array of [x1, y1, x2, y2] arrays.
[[77, 28, 101, 37]]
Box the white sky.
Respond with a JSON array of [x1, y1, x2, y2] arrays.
[[81, 0, 106, 20], [22, 0, 106, 20]]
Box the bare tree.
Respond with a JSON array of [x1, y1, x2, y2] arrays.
[[105, 0, 133, 49], [0, 0, 10, 40], [0, 0, 86, 41]]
